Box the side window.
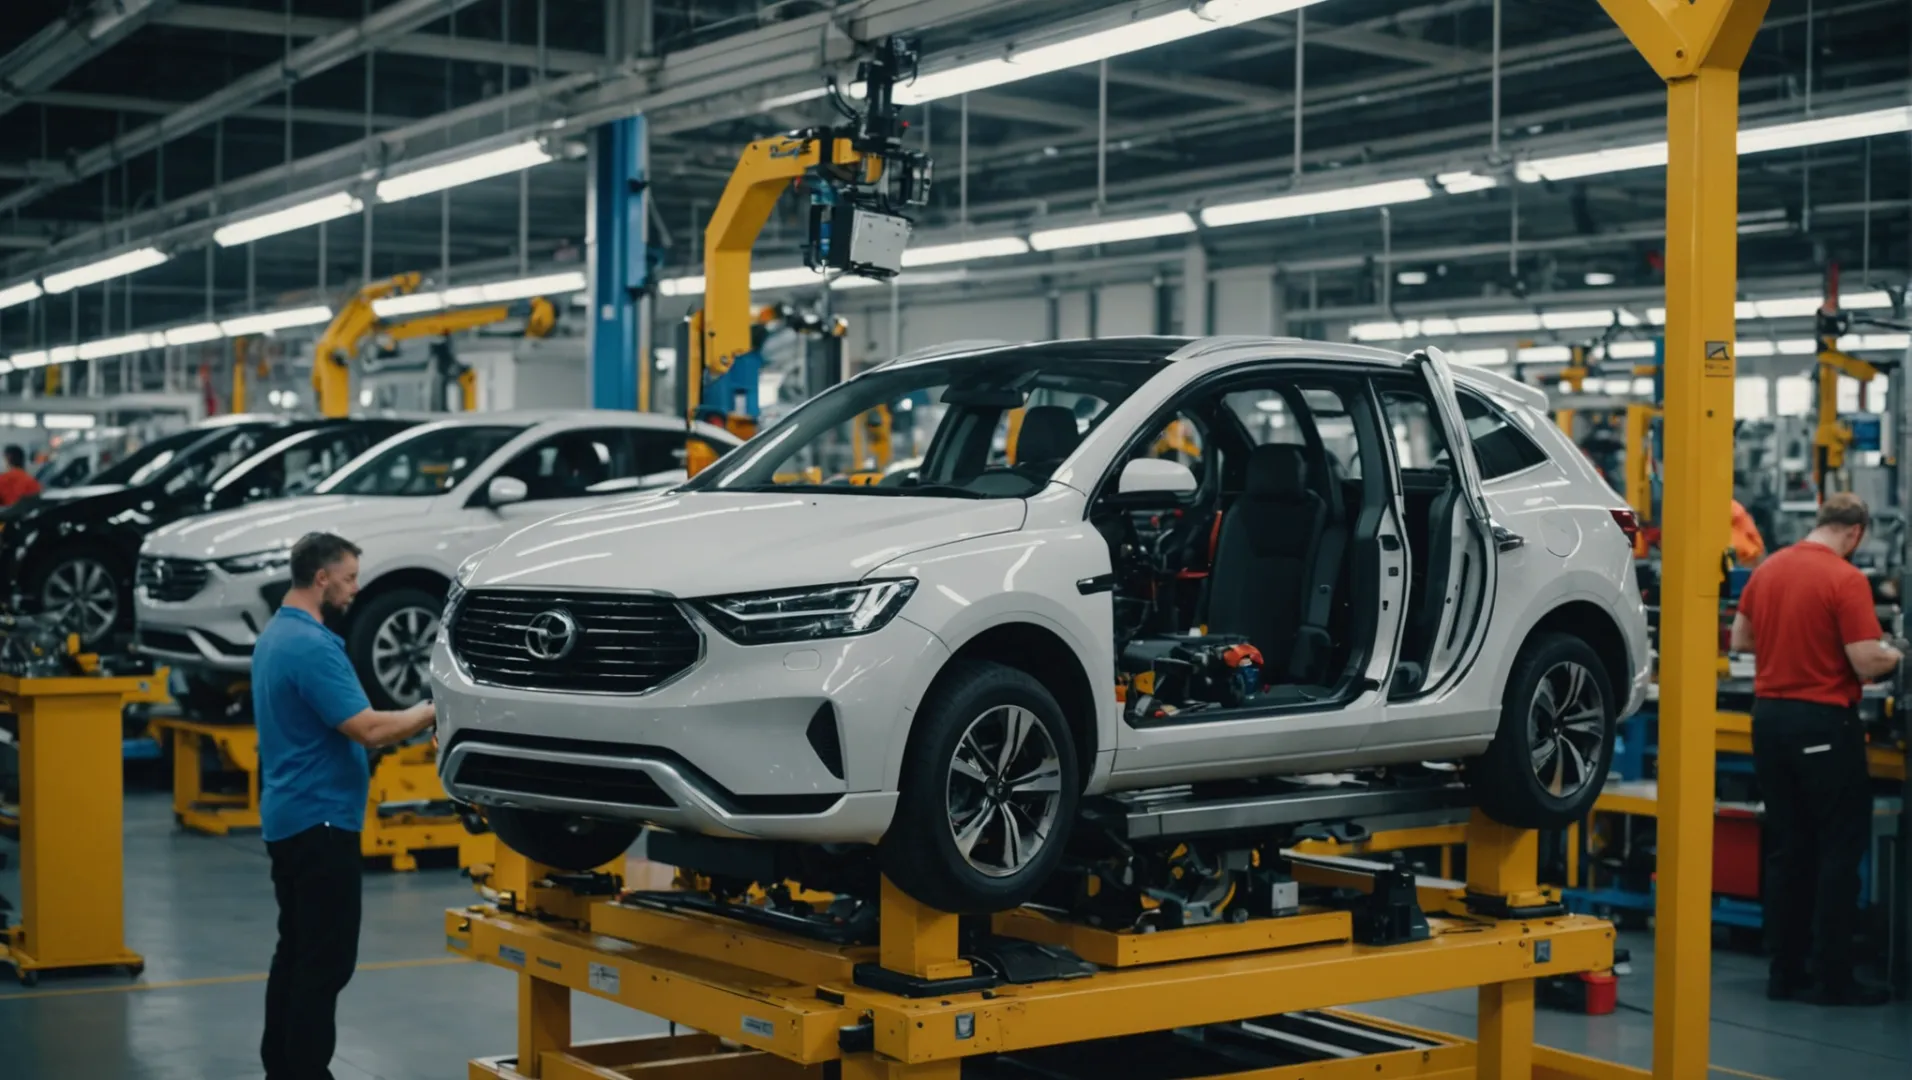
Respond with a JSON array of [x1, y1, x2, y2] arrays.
[[627, 430, 696, 485], [1380, 391, 1445, 471], [498, 429, 626, 501], [1459, 392, 1548, 479], [1222, 385, 1363, 483]]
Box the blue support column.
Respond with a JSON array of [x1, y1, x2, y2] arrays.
[[588, 115, 650, 410]]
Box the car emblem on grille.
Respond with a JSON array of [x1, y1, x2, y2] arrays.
[[524, 609, 578, 661]]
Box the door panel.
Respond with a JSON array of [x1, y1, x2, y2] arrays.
[[1407, 347, 1498, 693]]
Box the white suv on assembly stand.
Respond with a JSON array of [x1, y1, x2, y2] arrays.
[[432, 338, 1650, 914], [136, 411, 739, 709]]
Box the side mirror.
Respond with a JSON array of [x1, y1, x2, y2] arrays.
[[1114, 458, 1198, 503], [484, 476, 528, 508]]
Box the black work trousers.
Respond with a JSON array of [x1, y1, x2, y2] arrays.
[[1749, 697, 1872, 989], [263, 824, 363, 1080]]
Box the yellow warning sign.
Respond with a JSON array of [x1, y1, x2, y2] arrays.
[[1704, 340, 1734, 378]]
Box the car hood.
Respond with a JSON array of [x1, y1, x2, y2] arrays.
[[142, 494, 432, 559], [467, 491, 1028, 597], [1, 482, 148, 527]]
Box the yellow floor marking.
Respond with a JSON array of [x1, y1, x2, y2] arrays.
[[0, 955, 470, 1001], [1710, 1066, 1785, 1080]]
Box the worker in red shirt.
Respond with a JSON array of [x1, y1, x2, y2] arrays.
[[1730, 492, 1896, 1005], [0, 445, 42, 506]]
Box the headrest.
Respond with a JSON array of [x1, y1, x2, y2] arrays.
[[1246, 444, 1309, 497], [1016, 405, 1081, 464]]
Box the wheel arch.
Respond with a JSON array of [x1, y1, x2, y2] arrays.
[[921, 621, 1100, 788], [347, 565, 451, 623], [1517, 599, 1631, 711]]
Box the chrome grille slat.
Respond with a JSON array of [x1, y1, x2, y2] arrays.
[[136, 556, 211, 603], [450, 589, 700, 694]]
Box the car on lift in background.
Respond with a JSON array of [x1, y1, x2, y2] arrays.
[[433, 337, 1651, 914], [0, 414, 421, 648], [135, 411, 742, 711]]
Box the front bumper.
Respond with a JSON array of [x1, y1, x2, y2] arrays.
[[133, 567, 279, 674], [431, 612, 947, 845]]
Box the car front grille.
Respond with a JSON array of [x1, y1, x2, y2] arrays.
[[137, 557, 211, 603], [451, 750, 677, 809], [450, 589, 702, 694]]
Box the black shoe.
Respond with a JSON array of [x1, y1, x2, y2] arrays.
[[1767, 972, 1811, 1001], [1800, 979, 1893, 1006]]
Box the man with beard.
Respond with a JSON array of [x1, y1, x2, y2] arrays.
[[254, 531, 436, 1079]]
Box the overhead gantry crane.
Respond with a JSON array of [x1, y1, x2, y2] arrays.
[[312, 272, 559, 416], [450, 3, 1772, 1077]]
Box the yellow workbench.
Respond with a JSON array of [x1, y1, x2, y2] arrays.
[[0, 671, 165, 984]]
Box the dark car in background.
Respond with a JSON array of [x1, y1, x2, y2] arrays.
[[0, 414, 420, 646]]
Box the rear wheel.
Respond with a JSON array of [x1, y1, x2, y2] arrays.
[[38, 552, 121, 646], [881, 660, 1080, 914], [345, 587, 443, 709], [485, 806, 642, 872], [1469, 632, 1616, 829]]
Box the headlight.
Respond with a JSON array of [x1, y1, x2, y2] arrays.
[[443, 549, 489, 635], [693, 579, 917, 645], [216, 548, 293, 576]]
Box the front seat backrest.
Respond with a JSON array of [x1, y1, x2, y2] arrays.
[[1014, 405, 1082, 469], [1205, 444, 1327, 682]]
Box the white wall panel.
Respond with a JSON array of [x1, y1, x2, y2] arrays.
[[1097, 284, 1156, 336], [900, 297, 1049, 353], [1213, 275, 1274, 335], [1058, 291, 1091, 339]]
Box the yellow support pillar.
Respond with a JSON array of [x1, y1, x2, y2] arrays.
[[1597, 3, 1770, 1079]]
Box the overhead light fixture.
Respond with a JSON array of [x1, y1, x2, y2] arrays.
[[1752, 296, 1823, 319], [220, 305, 334, 336], [1436, 171, 1497, 194], [760, 86, 829, 111], [1519, 106, 1912, 184], [1451, 348, 1510, 366], [0, 282, 42, 310], [214, 192, 364, 247], [1396, 270, 1429, 286], [831, 269, 970, 290], [42, 247, 169, 294], [1539, 310, 1617, 330], [163, 322, 225, 346], [902, 237, 1029, 266], [8, 350, 49, 369], [371, 292, 447, 318], [1030, 213, 1195, 251], [375, 140, 554, 203], [1201, 179, 1434, 228], [1606, 341, 1658, 359], [77, 333, 161, 360], [1584, 272, 1616, 287], [889, 0, 1326, 106], [1455, 313, 1542, 334], [440, 271, 590, 307], [43, 413, 97, 430], [1517, 142, 1666, 183], [1518, 346, 1574, 363]]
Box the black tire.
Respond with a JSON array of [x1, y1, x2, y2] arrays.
[[345, 587, 445, 710], [1469, 631, 1617, 829], [881, 660, 1081, 914], [485, 806, 643, 872]]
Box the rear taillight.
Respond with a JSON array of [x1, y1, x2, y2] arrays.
[[1609, 507, 1642, 542]]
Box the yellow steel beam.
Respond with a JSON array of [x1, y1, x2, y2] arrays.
[[1596, 3, 1771, 1079]]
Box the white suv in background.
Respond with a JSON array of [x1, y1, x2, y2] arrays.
[[135, 411, 739, 709], [433, 338, 1650, 914]]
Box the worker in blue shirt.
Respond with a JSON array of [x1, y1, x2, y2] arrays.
[[255, 532, 436, 1080]]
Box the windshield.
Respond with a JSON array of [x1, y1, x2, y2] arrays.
[[318, 424, 524, 497], [91, 427, 209, 486], [92, 425, 276, 491], [680, 345, 1170, 499]]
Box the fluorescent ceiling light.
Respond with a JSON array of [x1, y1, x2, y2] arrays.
[[1540, 310, 1617, 330], [1456, 313, 1542, 334], [1029, 212, 1194, 251], [760, 87, 829, 111], [43, 414, 96, 430], [372, 292, 447, 318], [42, 247, 169, 294], [1519, 346, 1573, 363], [1735, 340, 1777, 358], [1519, 106, 1912, 184], [1845, 290, 1892, 310], [49, 345, 78, 364], [78, 333, 161, 360], [1420, 317, 1458, 336], [214, 192, 363, 247], [1584, 272, 1616, 287], [440, 271, 590, 308], [376, 140, 554, 203], [1396, 270, 1428, 286], [1452, 348, 1509, 366], [8, 351, 48, 369], [1517, 143, 1665, 183], [1776, 338, 1818, 355], [1606, 341, 1657, 359], [1201, 179, 1433, 228], [903, 237, 1029, 267], [1752, 296, 1822, 319], [890, 0, 1325, 106], [1348, 321, 1406, 341], [831, 269, 970, 290], [0, 282, 42, 310], [163, 322, 225, 346], [220, 305, 334, 336], [1436, 171, 1497, 194]]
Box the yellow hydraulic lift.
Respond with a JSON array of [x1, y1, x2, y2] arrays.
[[1598, 2, 1768, 1078], [312, 272, 559, 417]]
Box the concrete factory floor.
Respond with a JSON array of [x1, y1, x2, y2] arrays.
[[0, 792, 1906, 1079]]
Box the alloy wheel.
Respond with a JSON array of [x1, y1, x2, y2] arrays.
[[43, 559, 117, 643], [944, 704, 1063, 878], [371, 605, 439, 706], [1527, 660, 1606, 798]]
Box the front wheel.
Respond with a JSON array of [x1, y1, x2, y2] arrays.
[[881, 660, 1080, 914], [38, 552, 122, 646], [485, 806, 642, 872], [345, 588, 443, 710], [1468, 632, 1617, 829]]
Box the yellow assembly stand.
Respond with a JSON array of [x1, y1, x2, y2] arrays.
[[0, 672, 163, 985], [150, 716, 262, 834], [449, 814, 1646, 1080]]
